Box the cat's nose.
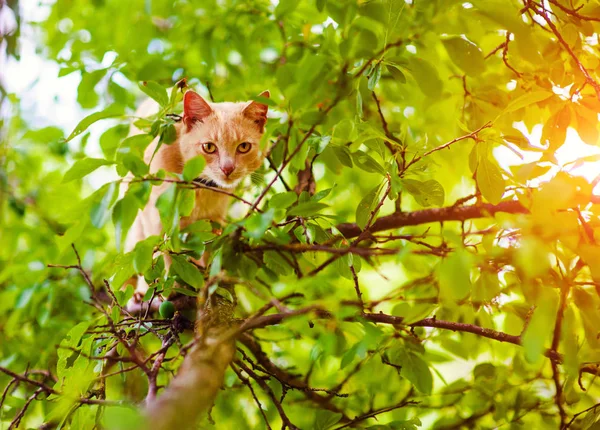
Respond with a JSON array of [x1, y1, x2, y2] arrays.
[[220, 164, 235, 177]]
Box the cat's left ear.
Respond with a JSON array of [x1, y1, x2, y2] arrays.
[[243, 91, 270, 129], [183, 91, 213, 130]]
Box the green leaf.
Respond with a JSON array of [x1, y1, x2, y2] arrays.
[[307, 135, 331, 154], [183, 156, 207, 182], [15, 286, 36, 309], [121, 153, 149, 177], [332, 146, 353, 168], [263, 250, 293, 275], [275, 0, 298, 18], [502, 90, 554, 114], [391, 346, 433, 394], [117, 134, 154, 158], [391, 302, 437, 324], [387, 64, 406, 83], [400, 179, 445, 207], [101, 406, 143, 430], [356, 184, 381, 230], [287, 201, 328, 217], [314, 410, 342, 430], [476, 158, 505, 204], [171, 287, 198, 297], [65, 105, 123, 142], [312, 187, 333, 202], [90, 182, 118, 228], [139, 81, 169, 107], [170, 255, 203, 289], [156, 184, 178, 234], [269, 191, 298, 209], [178, 188, 196, 217], [368, 62, 382, 91], [521, 288, 558, 363], [244, 209, 274, 240], [353, 151, 385, 174], [23, 126, 65, 143], [160, 123, 177, 144], [62, 158, 115, 183], [77, 70, 105, 109], [183, 219, 213, 234], [99, 124, 128, 160], [113, 189, 147, 251], [57, 321, 92, 379], [473, 271, 501, 303], [407, 58, 443, 99], [442, 37, 485, 76], [209, 248, 223, 277], [437, 249, 473, 301], [133, 236, 158, 274]]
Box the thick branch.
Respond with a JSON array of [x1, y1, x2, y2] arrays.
[[144, 334, 236, 429], [336, 200, 529, 239], [363, 313, 562, 362], [144, 296, 237, 429]]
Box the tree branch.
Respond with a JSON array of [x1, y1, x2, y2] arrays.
[[336, 200, 529, 239], [530, 2, 600, 100], [404, 122, 491, 171]]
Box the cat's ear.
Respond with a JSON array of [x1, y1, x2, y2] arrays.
[[243, 91, 270, 129], [183, 91, 213, 129]]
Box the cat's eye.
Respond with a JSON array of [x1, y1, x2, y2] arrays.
[[237, 142, 252, 153], [202, 142, 217, 154]]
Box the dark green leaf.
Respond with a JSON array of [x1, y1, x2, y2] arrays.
[[170, 255, 203, 289]]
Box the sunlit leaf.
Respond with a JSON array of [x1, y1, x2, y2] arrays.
[[64, 105, 124, 142]]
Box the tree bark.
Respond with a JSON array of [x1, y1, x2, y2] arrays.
[[336, 200, 529, 238], [145, 335, 235, 430], [145, 296, 236, 430]]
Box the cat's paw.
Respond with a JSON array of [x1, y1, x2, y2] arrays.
[[125, 294, 163, 315]]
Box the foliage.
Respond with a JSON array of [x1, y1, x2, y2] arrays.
[[3, 0, 600, 428]]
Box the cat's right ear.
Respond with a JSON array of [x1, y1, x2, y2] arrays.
[[183, 91, 213, 130]]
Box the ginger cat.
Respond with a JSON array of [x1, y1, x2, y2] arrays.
[[125, 90, 269, 312]]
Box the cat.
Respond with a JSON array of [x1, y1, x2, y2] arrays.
[[124, 90, 269, 313]]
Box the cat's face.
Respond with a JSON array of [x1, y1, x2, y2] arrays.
[[179, 91, 269, 189]]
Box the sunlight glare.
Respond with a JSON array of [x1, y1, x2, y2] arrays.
[[495, 122, 600, 193]]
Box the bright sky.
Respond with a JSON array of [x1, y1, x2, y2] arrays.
[[3, 0, 120, 188]]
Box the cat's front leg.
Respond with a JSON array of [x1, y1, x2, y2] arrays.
[[125, 276, 163, 314], [125, 195, 165, 314]]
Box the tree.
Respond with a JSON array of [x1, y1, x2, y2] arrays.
[[3, 0, 600, 428]]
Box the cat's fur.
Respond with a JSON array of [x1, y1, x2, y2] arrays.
[[125, 90, 269, 311]]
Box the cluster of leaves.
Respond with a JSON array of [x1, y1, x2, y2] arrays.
[[4, 0, 600, 429]]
